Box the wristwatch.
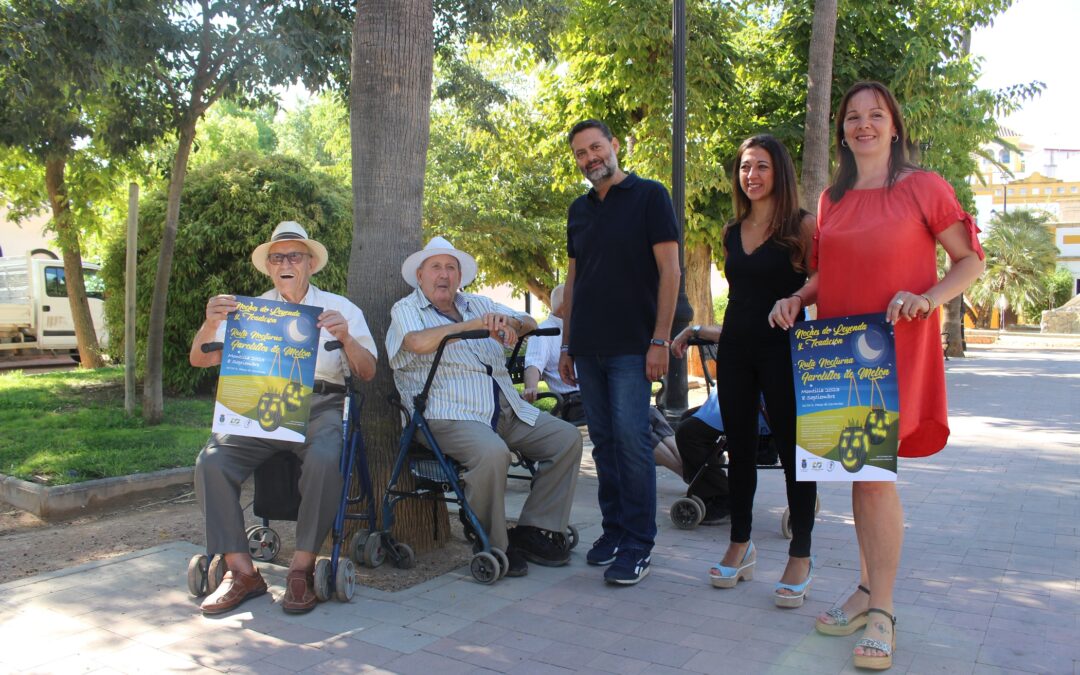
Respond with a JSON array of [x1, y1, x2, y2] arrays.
[[649, 338, 671, 348], [691, 325, 701, 339]]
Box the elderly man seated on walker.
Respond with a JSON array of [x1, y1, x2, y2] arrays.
[[385, 237, 584, 577], [190, 221, 377, 616]]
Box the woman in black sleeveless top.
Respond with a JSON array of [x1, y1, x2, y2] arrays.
[[671, 134, 817, 607]]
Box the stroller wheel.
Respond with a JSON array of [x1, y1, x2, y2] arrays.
[[348, 531, 369, 566], [364, 532, 386, 568], [313, 558, 332, 602], [186, 554, 208, 597], [689, 495, 706, 511], [781, 507, 792, 540], [491, 547, 509, 579], [247, 526, 281, 562], [470, 552, 500, 585], [392, 542, 416, 570], [670, 497, 704, 530], [207, 555, 227, 593], [334, 558, 356, 602]]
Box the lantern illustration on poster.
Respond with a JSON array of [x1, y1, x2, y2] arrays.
[[836, 372, 868, 473]]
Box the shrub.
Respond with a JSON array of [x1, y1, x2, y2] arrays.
[[101, 152, 352, 395]]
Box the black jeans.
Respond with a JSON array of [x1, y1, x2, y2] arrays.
[[716, 337, 816, 558]]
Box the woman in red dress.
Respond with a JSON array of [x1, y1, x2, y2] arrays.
[[770, 81, 984, 670]]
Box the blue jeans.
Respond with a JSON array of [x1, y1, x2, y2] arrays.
[[574, 353, 656, 551]]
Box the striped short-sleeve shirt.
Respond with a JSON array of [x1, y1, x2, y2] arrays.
[[386, 287, 539, 426]]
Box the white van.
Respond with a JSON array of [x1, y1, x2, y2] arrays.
[[0, 250, 108, 354]]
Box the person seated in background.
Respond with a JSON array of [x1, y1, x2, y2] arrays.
[[190, 221, 377, 616], [385, 237, 584, 577], [522, 283, 682, 475]]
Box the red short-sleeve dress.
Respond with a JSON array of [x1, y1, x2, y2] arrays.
[[812, 171, 984, 458]]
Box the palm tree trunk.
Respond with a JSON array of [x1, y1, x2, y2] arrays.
[[349, 0, 448, 551], [44, 156, 104, 368], [684, 242, 713, 378], [799, 0, 837, 209]]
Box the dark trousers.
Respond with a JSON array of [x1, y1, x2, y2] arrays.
[[716, 338, 816, 558], [674, 417, 728, 503]]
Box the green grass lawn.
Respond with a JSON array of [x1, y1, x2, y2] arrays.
[[0, 367, 213, 486]]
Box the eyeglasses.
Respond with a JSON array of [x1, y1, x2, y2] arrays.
[[266, 252, 310, 266]]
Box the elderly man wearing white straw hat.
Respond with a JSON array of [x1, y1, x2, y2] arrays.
[[386, 236, 583, 578], [189, 220, 378, 616]]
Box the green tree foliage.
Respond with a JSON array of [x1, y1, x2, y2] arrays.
[[100, 152, 351, 394], [1044, 267, 1074, 313], [771, 0, 1041, 208], [275, 94, 351, 182], [968, 209, 1059, 325]]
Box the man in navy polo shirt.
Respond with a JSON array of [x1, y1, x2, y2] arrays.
[[558, 119, 680, 585]]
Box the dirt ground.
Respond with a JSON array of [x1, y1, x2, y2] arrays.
[[0, 482, 473, 591]]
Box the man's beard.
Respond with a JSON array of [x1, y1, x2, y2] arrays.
[[584, 153, 617, 183]]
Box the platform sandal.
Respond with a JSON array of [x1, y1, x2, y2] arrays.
[[709, 541, 755, 589], [773, 556, 814, 608], [815, 584, 870, 636], [852, 608, 896, 671]]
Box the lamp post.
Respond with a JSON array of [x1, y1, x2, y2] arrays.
[[663, 0, 694, 419]]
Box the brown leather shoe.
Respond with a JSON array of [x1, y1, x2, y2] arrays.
[[200, 569, 268, 615], [282, 569, 317, 614]]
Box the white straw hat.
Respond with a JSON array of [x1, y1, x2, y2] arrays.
[[251, 221, 328, 276], [400, 236, 478, 288]]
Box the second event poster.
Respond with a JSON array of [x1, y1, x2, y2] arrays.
[[789, 312, 899, 482], [212, 296, 322, 442]]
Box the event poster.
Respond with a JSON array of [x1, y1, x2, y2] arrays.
[[789, 312, 899, 482], [212, 296, 322, 442]]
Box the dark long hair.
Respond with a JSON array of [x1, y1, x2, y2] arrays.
[[722, 134, 808, 272], [828, 81, 919, 203]]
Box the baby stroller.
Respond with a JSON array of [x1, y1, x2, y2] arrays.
[[187, 341, 378, 603], [662, 337, 818, 537]]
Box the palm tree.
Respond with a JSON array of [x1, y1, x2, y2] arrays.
[[968, 210, 1059, 326], [799, 0, 838, 208]]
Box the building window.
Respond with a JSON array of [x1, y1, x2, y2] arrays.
[[1059, 187, 1066, 194], [994, 188, 1002, 196], [1007, 188, 1015, 196], [999, 149, 1011, 163], [1032, 188, 1040, 195], [1019, 188, 1027, 195]]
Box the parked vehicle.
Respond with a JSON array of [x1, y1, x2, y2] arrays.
[[0, 249, 107, 355]]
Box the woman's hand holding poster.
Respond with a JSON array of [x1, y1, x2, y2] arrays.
[[789, 312, 899, 482], [212, 296, 322, 442]]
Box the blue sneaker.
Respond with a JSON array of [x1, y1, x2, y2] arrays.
[[604, 548, 650, 585], [586, 533, 621, 566]]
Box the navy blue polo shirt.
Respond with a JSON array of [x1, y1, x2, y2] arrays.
[[566, 173, 679, 356]]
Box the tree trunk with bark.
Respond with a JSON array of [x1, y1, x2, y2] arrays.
[[349, 0, 448, 551], [143, 119, 197, 424], [44, 156, 105, 368], [799, 0, 838, 209], [684, 242, 714, 378]]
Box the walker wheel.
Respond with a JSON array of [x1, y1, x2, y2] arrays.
[[491, 547, 509, 579], [670, 497, 704, 530], [349, 531, 369, 566], [247, 526, 281, 562], [470, 552, 500, 585], [186, 554, 208, 597], [781, 507, 792, 540], [207, 554, 227, 593], [334, 558, 356, 602], [364, 532, 386, 568], [565, 525, 579, 551], [392, 542, 416, 570], [313, 558, 331, 602]]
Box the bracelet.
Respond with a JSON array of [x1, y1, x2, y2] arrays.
[[559, 344, 570, 352], [920, 294, 936, 313], [649, 338, 671, 348]]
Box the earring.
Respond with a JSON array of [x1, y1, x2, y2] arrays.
[[841, 138, 848, 148], [892, 134, 899, 144]]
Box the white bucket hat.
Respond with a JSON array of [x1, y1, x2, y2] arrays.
[[401, 236, 478, 288], [251, 221, 328, 276]]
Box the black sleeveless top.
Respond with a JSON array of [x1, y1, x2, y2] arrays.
[[720, 218, 807, 346]]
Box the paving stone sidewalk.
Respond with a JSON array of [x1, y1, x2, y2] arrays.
[[0, 346, 1077, 674]]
